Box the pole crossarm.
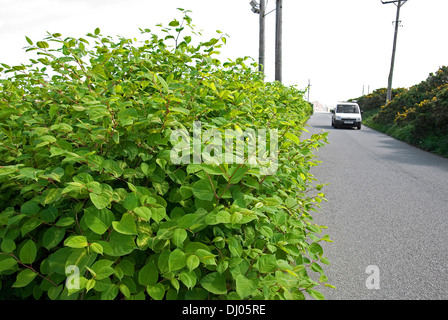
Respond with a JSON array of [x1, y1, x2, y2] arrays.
[[381, 0, 407, 6], [249, 2, 276, 17]]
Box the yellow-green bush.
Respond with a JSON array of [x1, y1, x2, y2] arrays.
[[0, 11, 331, 300]]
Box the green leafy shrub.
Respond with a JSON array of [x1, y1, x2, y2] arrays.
[[370, 66, 448, 155], [350, 87, 406, 114], [350, 66, 448, 157], [0, 11, 330, 300], [372, 66, 448, 124]]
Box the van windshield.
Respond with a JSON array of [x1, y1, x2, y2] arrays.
[[336, 105, 359, 113]]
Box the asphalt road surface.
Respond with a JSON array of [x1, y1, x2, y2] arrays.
[[304, 112, 448, 300]]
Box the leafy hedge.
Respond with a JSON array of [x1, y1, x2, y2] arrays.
[[353, 66, 448, 157], [0, 11, 331, 300], [351, 87, 407, 114]]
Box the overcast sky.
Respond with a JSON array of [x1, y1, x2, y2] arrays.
[[1, 0, 447, 106]]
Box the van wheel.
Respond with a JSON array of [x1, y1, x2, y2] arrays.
[[357, 124, 362, 130]]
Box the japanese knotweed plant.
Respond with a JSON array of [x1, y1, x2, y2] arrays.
[[0, 11, 332, 300]]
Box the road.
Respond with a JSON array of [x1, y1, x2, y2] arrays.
[[303, 112, 448, 300]]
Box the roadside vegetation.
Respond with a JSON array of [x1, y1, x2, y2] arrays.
[[0, 10, 331, 300], [350, 66, 448, 157]]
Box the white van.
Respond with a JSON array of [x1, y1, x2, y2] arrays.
[[331, 102, 362, 130]]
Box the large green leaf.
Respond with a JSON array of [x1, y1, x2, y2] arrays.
[[157, 250, 171, 274], [284, 132, 300, 145], [168, 249, 186, 272], [235, 275, 257, 299], [200, 272, 227, 295], [138, 262, 158, 286], [89, 260, 115, 280], [20, 201, 40, 215], [149, 205, 166, 222], [179, 270, 197, 289], [123, 192, 139, 211], [42, 227, 65, 249], [65, 248, 97, 274], [172, 228, 187, 247], [103, 160, 123, 178], [98, 231, 136, 257], [64, 236, 88, 248], [186, 255, 200, 272], [228, 165, 249, 184], [89, 193, 111, 209], [112, 213, 137, 235], [43, 188, 63, 205], [192, 179, 215, 201], [36, 41, 49, 49], [177, 214, 198, 229], [83, 207, 114, 235], [101, 284, 119, 300], [12, 269, 38, 288], [309, 242, 324, 256], [0, 256, 18, 273], [46, 247, 72, 275], [307, 289, 325, 300], [133, 206, 152, 221], [89, 242, 103, 255], [146, 283, 165, 300], [19, 240, 37, 264], [20, 218, 42, 237], [1, 239, 15, 254], [257, 254, 277, 273], [205, 210, 231, 225]]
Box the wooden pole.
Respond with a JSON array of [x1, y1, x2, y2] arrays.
[[275, 0, 282, 83], [259, 0, 265, 73], [385, 0, 405, 103], [308, 79, 311, 102]]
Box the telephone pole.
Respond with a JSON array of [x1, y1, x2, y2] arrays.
[[250, 0, 282, 82], [307, 79, 311, 102], [250, 0, 266, 74], [275, 0, 283, 83], [382, 0, 407, 104], [259, 0, 266, 73]]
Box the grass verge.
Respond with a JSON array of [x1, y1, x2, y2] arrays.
[[363, 111, 448, 158]]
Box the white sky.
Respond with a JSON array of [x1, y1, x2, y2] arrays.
[[1, 0, 447, 107]]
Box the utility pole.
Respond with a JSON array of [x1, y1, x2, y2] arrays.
[[382, 0, 407, 104], [259, 0, 265, 73], [250, 0, 281, 81], [307, 79, 311, 102], [250, 1, 266, 74], [275, 0, 283, 83]]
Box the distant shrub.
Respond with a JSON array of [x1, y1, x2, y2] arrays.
[[352, 87, 406, 113], [352, 66, 448, 156]]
